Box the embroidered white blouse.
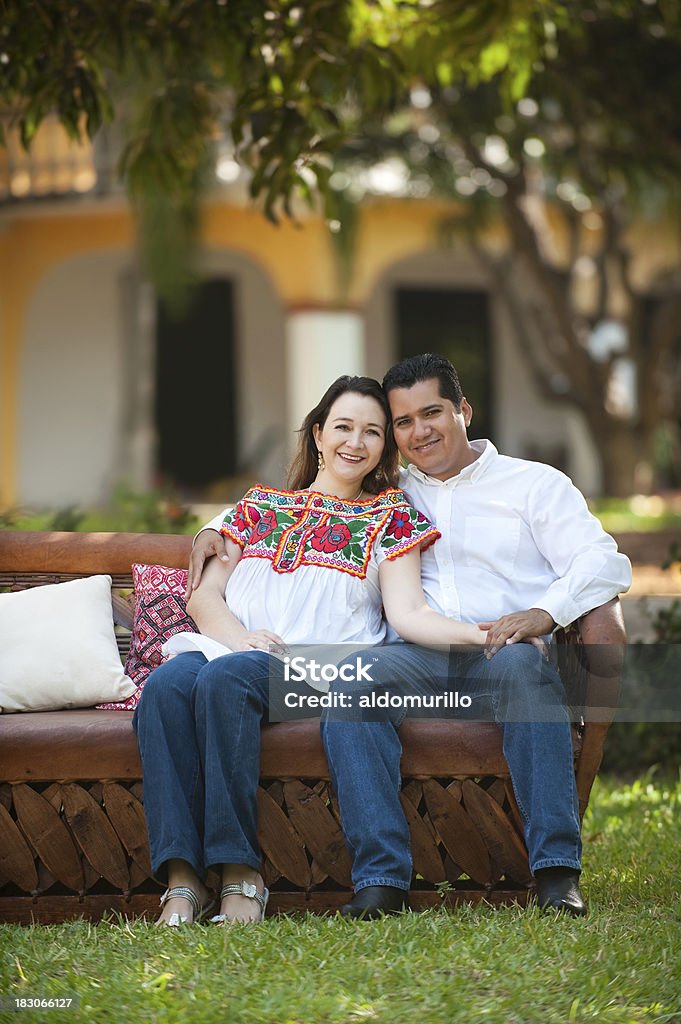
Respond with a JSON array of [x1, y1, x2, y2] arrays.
[[164, 485, 439, 661]]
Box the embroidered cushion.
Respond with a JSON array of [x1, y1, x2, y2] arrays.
[[97, 563, 198, 711], [0, 575, 136, 713]]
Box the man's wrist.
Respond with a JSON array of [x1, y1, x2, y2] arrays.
[[531, 608, 557, 633]]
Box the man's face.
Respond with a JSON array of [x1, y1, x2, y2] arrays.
[[388, 378, 473, 481]]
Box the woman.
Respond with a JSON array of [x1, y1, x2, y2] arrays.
[[134, 376, 487, 926]]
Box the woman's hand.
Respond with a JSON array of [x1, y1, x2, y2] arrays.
[[232, 630, 287, 654]]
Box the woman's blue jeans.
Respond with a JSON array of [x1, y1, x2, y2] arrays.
[[320, 643, 582, 893], [132, 650, 276, 880]]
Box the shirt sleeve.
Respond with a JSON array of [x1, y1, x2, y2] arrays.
[[373, 502, 441, 566], [218, 497, 254, 550], [526, 468, 632, 627]]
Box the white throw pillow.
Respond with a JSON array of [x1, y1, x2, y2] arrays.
[[0, 575, 136, 713]]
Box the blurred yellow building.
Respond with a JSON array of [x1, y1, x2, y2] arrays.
[[1, 118, 674, 509]]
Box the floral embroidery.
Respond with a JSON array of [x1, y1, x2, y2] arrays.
[[220, 485, 440, 579], [311, 522, 352, 554], [386, 509, 415, 541], [232, 507, 250, 533], [250, 507, 277, 543]]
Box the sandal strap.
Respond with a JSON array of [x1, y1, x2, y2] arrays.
[[160, 885, 201, 918], [219, 881, 266, 911]]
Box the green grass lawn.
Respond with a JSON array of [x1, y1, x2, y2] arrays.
[[1, 774, 679, 1024], [588, 498, 681, 535]]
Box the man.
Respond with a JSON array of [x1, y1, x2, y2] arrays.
[[190, 353, 631, 919]]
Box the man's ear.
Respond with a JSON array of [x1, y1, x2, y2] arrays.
[[461, 398, 473, 427]]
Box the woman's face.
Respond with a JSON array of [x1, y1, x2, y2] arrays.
[[313, 392, 387, 490]]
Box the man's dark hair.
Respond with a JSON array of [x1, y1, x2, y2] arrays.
[[382, 353, 464, 409]]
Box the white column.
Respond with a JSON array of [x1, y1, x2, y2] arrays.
[[286, 309, 365, 441], [116, 273, 157, 492]]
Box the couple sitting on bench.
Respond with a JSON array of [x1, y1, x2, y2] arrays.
[[134, 354, 631, 926]]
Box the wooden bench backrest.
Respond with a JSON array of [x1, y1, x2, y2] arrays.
[[0, 530, 193, 662]]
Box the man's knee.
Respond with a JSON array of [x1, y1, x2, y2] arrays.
[[488, 643, 561, 699], [490, 642, 545, 681]]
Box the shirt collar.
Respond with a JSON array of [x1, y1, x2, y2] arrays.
[[404, 439, 498, 486]]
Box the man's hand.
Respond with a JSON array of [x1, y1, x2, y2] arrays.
[[185, 529, 230, 599], [478, 608, 555, 659]]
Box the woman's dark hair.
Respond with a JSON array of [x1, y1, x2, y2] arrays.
[[288, 376, 399, 494]]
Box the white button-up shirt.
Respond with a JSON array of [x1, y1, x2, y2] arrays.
[[398, 440, 632, 628]]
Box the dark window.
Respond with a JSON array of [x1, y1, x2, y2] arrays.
[[155, 278, 237, 491], [395, 287, 493, 441]]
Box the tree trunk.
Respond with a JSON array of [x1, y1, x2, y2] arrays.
[[590, 419, 645, 497]]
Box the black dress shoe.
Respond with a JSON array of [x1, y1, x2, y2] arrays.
[[339, 886, 409, 920], [535, 868, 587, 917]]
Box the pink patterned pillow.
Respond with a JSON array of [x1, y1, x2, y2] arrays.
[[97, 563, 198, 711]]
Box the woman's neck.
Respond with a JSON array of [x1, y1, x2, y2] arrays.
[[308, 475, 365, 502]]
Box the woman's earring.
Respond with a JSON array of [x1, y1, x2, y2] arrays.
[[318, 451, 325, 471]]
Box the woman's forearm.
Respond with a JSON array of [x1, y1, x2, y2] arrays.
[[187, 592, 248, 649], [390, 603, 486, 648], [186, 550, 248, 649], [379, 550, 486, 648]]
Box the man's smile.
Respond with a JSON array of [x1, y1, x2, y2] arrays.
[[412, 438, 440, 453]]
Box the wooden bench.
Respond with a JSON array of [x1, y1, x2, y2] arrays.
[[0, 530, 625, 923]]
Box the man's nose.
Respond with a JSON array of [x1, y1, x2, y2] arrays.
[[413, 418, 431, 439]]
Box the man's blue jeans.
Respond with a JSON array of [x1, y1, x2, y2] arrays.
[[320, 643, 582, 893], [132, 650, 277, 880]]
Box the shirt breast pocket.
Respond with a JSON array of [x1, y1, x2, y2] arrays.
[[462, 516, 521, 577]]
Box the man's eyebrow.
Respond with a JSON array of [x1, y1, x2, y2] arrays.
[[393, 403, 442, 421]]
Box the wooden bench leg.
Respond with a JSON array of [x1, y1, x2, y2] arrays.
[[575, 598, 627, 817]]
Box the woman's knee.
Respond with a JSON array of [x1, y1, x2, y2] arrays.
[[194, 652, 270, 705], [138, 652, 205, 708]]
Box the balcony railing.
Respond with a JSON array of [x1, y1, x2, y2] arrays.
[[0, 114, 123, 205]]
